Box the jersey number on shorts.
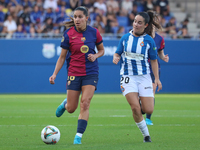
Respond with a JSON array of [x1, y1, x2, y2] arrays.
[[120, 76, 130, 84]]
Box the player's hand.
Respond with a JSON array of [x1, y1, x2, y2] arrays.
[[155, 79, 162, 92], [113, 55, 120, 65], [163, 54, 169, 63], [88, 54, 97, 62], [49, 74, 56, 84]]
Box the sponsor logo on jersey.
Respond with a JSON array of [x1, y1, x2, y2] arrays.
[[81, 37, 86, 42], [140, 41, 144, 47], [153, 47, 157, 50], [80, 45, 89, 53]]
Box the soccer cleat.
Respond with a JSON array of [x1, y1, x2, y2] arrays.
[[73, 135, 82, 144], [139, 99, 145, 115], [56, 98, 67, 117], [143, 136, 152, 142], [145, 118, 153, 125]]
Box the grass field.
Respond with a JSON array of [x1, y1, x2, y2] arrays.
[[0, 94, 200, 150]]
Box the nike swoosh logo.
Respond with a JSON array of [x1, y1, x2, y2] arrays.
[[72, 36, 77, 39]]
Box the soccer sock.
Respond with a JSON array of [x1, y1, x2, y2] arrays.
[[146, 98, 155, 119], [63, 98, 67, 109], [146, 114, 152, 119], [136, 119, 150, 137], [76, 119, 88, 137]]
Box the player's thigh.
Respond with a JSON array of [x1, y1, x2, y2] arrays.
[[140, 97, 154, 113], [67, 90, 81, 109], [81, 85, 96, 103], [125, 92, 140, 109]]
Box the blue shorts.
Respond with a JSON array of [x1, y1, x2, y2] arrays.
[[66, 74, 99, 91], [150, 71, 160, 83]]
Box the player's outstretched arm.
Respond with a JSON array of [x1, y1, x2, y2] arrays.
[[49, 48, 68, 84], [158, 50, 169, 63]]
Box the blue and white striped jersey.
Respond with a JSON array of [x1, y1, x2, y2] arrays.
[[115, 31, 157, 75]]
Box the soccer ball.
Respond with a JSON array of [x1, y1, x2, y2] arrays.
[[41, 125, 60, 144]]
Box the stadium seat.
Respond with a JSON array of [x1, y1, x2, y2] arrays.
[[117, 16, 129, 27]]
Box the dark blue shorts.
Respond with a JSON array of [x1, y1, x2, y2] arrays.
[[66, 74, 99, 91], [150, 71, 160, 83]]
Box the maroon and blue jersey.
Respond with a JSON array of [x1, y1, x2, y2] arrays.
[[61, 25, 103, 76], [149, 32, 165, 73]]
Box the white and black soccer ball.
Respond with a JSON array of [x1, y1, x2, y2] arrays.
[[41, 125, 60, 144]]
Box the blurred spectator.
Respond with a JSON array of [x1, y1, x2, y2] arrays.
[[43, 7, 56, 23], [14, 24, 25, 38], [3, 14, 17, 33], [143, 0, 155, 12], [156, 0, 169, 16], [128, 4, 137, 26], [177, 18, 190, 39], [35, 21, 45, 33], [105, 12, 118, 33], [93, 0, 107, 16], [36, 0, 43, 8], [121, 0, 133, 16], [106, 0, 119, 15], [42, 17, 53, 33], [56, 5, 67, 25], [43, 0, 58, 11], [18, 6, 31, 26], [21, 0, 32, 7], [116, 26, 125, 38], [82, 0, 93, 11], [165, 16, 177, 39], [29, 24, 37, 38], [16, 16, 26, 32], [0, 4, 5, 32], [0, 25, 7, 38], [90, 14, 105, 31], [30, 5, 43, 25], [69, 0, 81, 11]]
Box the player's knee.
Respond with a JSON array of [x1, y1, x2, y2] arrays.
[[143, 107, 153, 114], [131, 105, 141, 115], [80, 99, 91, 111], [66, 106, 76, 113]]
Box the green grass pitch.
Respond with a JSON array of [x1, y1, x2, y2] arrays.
[[0, 94, 200, 150]]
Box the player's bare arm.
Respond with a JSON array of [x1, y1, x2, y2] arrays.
[[49, 49, 68, 84], [150, 59, 162, 92], [113, 53, 121, 65], [158, 50, 169, 63], [88, 43, 104, 62]]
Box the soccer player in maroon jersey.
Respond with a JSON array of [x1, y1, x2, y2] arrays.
[[145, 28, 169, 125], [49, 6, 105, 144]]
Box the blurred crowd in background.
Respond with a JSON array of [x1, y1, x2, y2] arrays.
[[0, 0, 194, 39]]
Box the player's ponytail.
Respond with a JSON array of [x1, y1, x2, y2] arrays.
[[138, 11, 162, 37], [63, 6, 89, 29]]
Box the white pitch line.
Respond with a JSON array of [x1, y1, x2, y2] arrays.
[[0, 124, 198, 127], [1, 115, 200, 118]]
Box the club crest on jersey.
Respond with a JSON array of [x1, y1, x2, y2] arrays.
[[140, 41, 144, 47], [80, 45, 89, 53], [81, 37, 86, 42]]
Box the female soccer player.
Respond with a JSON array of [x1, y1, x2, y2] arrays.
[[113, 11, 162, 142], [49, 6, 105, 144], [145, 29, 169, 125]]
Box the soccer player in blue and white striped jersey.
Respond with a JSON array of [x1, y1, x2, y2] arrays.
[[113, 11, 162, 143]]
